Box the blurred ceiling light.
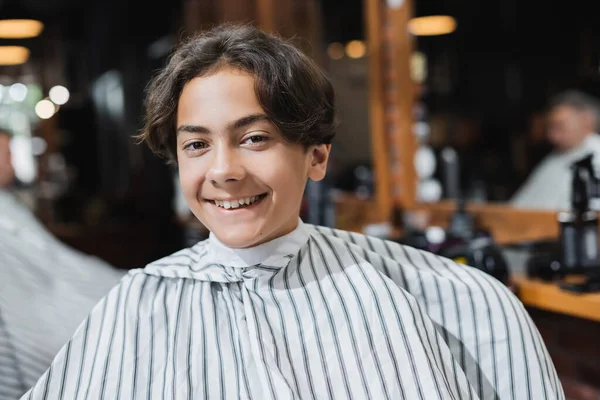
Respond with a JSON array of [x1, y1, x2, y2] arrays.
[[49, 85, 70, 105], [9, 83, 27, 102], [327, 42, 345, 60], [0, 19, 44, 38], [408, 15, 457, 36], [0, 46, 29, 66], [35, 99, 55, 119], [345, 40, 366, 59]]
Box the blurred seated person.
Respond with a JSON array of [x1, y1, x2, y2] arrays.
[[511, 90, 600, 210], [0, 129, 125, 400]]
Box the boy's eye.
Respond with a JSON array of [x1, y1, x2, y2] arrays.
[[184, 141, 207, 151], [243, 135, 268, 145]]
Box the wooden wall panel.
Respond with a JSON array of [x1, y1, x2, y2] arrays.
[[365, 0, 417, 223], [183, 0, 322, 50]]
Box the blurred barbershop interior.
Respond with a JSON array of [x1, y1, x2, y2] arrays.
[[1, 0, 600, 398]]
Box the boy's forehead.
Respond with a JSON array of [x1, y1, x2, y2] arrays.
[[177, 70, 264, 122], [183, 67, 253, 89], [179, 70, 256, 103]]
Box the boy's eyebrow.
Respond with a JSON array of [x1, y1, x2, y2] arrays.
[[176, 113, 270, 135], [176, 124, 210, 135], [228, 113, 271, 131]]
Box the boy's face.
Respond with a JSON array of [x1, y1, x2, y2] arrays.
[[176, 67, 330, 248]]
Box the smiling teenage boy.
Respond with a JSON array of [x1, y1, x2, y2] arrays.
[[22, 24, 564, 399]]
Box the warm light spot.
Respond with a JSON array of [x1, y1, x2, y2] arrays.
[[0, 20, 44, 39], [345, 40, 366, 59], [0, 46, 29, 66], [408, 15, 457, 36], [327, 42, 345, 60]]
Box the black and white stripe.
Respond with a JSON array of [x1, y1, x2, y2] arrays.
[[20, 221, 564, 399]]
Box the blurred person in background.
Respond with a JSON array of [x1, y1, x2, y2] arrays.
[[511, 90, 600, 210], [0, 128, 125, 400]]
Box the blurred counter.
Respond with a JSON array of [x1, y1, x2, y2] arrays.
[[333, 194, 561, 246], [513, 275, 600, 323], [514, 275, 600, 398], [410, 201, 560, 245]]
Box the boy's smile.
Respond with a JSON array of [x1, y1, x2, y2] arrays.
[[175, 67, 330, 248], [206, 193, 267, 210]]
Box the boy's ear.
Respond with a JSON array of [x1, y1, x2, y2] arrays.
[[307, 144, 331, 182]]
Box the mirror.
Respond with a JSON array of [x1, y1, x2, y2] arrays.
[[408, 0, 600, 211], [321, 0, 600, 215]]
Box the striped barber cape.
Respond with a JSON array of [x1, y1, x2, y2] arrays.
[[21, 220, 564, 400]]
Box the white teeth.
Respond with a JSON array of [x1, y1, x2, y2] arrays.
[[213, 195, 263, 209]]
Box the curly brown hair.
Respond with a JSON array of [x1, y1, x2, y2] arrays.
[[137, 23, 336, 162]]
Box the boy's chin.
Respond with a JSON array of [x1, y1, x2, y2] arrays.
[[211, 226, 268, 249], [206, 215, 299, 249]]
